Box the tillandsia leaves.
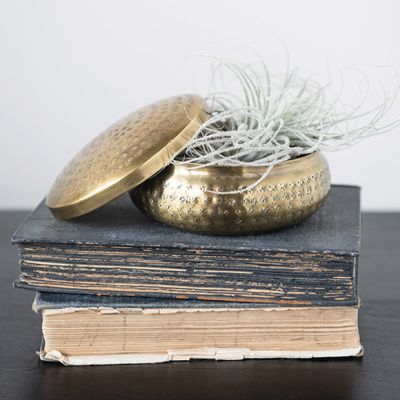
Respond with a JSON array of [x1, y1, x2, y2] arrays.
[[172, 57, 400, 192]]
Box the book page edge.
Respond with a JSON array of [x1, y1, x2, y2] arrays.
[[38, 346, 364, 366]]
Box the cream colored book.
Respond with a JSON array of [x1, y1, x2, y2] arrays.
[[34, 293, 363, 366]]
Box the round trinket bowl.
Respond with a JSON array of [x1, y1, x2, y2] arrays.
[[130, 152, 331, 235]]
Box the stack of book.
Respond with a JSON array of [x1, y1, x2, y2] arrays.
[[13, 185, 363, 365]]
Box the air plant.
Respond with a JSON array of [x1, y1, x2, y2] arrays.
[[172, 58, 400, 192]]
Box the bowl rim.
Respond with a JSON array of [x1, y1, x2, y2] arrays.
[[170, 151, 327, 174]]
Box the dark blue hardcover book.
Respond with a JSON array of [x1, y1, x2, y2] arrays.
[[13, 185, 361, 306], [33, 291, 285, 310]]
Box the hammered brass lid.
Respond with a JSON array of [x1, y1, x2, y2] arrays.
[[46, 94, 206, 219]]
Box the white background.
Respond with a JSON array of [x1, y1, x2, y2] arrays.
[[1, 0, 399, 210]]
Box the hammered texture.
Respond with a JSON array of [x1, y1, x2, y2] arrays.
[[46, 94, 205, 219], [131, 153, 331, 235]]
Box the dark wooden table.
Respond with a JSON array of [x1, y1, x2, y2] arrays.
[[0, 211, 399, 400]]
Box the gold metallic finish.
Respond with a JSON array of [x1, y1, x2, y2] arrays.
[[46, 95, 207, 219], [130, 152, 331, 235]]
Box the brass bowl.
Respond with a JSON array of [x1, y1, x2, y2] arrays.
[[130, 152, 330, 235]]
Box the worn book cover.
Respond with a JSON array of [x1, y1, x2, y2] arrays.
[[14, 185, 361, 305]]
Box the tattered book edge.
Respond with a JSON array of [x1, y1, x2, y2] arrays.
[[32, 301, 359, 316], [37, 345, 364, 366]]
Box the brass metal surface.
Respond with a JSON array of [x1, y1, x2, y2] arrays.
[[130, 152, 331, 235], [47, 94, 206, 219]]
